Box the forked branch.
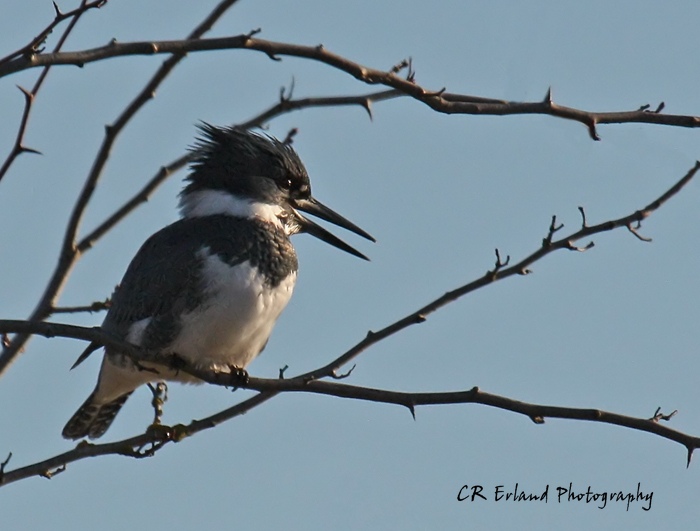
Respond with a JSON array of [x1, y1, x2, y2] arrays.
[[1, 34, 698, 140], [0, 160, 697, 485]]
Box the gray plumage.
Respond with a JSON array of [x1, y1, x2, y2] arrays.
[[63, 125, 372, 440]]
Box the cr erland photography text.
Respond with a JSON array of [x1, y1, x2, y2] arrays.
[[457, 482, 653, 511]]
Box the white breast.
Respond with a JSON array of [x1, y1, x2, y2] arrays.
[[168, 248, 296, 371]]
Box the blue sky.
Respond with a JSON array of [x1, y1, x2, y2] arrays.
[[1, 1, 700, 529]]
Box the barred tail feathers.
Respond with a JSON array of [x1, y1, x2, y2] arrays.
[[62, 390, 133, 440]]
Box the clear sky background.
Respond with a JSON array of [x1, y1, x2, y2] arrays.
[[1, 1, 700, 529]]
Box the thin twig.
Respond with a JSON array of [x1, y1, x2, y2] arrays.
[[51, 298, 110, 314], [77, 155, 190, 252], [303, 161, 700, 380], [0, 0, 107, 184], [0, 0, 243, 377], [3, 155, 692, 377], [78, 88, 397, 252], [237, 88, 401, 128], [0, 0, 107, 67]]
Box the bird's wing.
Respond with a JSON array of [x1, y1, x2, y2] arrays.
[[102, 215, 255, 351]]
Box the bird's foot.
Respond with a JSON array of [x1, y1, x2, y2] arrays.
[[226, 365, 249, 388], [167, 353, 188, 374]]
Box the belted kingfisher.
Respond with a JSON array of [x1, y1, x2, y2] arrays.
[[62, 124, 373, 440]]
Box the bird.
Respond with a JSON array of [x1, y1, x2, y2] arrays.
[[62, 124, 374, 440]]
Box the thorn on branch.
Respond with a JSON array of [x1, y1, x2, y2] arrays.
[[361, 99, 373, 121], [587, 120, 601, 141], [577, 206, 587, 228], [565, 240, 594, 252], [542, 215, 564, 247], [649, 406, 678, 423], [245, 28, 262, 40], [52, 1, 62, 17], [282, 128, 298, 146], [491, 248, 510, 275], [543, 86, 552, 105], [404, 57, 415, 83], [414, 313, 427, 324], [406, 402, 416, 420], [627, 221, 652, 242], [331, 364, 355, 380], [0, 452, 12, 482], [17, 84, 33, 100], [40, 464, 66, 479], [19, 145, 42, 155], [639, 102, 665, 113], [488, 248, 510, 280], [687, 447, 694, 469], [424, 87, 446, 98], [278, 364, 289, 379], [279, 77, 295, 102]]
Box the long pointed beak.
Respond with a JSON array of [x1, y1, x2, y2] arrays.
[[292, 196, 374, 260]]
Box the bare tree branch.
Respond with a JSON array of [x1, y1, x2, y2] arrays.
[[1, 159, 697, 485], [4, 159, 695, 375], [237, 88, 402, 128], [0, 0, 243, 377], [0, 0, 108, 183], [0, 0, 107, 67], [3, 14, 697, 376], [304, 160, 700, 380], [50, 299, 110, 314], [76, 155, 190, 253], [0, 43, 401, 376], [0, 349, 697, 486], [2, 34, 698, 139], [77, 87, 399, 253], [0, 392, 273, 487]]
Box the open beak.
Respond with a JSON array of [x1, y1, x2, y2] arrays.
[[292, 196, 374, 260]]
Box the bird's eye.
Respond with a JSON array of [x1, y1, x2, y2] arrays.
[[279, 178, 293, 190]]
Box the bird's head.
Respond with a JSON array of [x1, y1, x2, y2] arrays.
[[179, 124, 374, 259]]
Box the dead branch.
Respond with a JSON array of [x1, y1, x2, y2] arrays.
[[0, 160, 697, 485], [1, 363, 698, 486], [0, 0, 107, 183], [0, 0, 107, 67], [2, 34, 699, 140], [0, 0, 243, 377], [77, 87, 399, 254]]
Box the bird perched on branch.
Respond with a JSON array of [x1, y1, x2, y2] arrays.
[[62, 125, 373, 440]]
